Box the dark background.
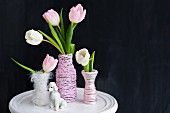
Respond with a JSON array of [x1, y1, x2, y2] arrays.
[[1, 0, 170, 113]]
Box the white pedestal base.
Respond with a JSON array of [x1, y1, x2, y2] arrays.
[[9, 88, 118, 113]]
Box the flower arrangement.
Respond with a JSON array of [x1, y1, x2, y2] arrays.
[[25, 4, 86, 55], [24, 3, 86, 103], [11, 3, 100, 105], [75, 48, 95, 72]]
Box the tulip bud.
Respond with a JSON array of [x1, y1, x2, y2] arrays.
[[43, 9, 60, 26], [69, 4, 86, 23], [75, 48, 90, 66], [25, 29, 43, 45], [42, 54, 58, 73]]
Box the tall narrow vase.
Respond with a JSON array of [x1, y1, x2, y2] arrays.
[[31, 71, 51, 106], [82, 70, 98, 104], [56, 54, 77, 103]]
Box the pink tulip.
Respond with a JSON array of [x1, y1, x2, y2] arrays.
[[43, 9, 60, 26], [42, 54, 58, 73], [69, 4, 86, 23]]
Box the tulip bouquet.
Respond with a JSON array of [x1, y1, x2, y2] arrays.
[[25, 4, 86, 55], [11, 54, 58, 106], [75, 48, 95, 72]]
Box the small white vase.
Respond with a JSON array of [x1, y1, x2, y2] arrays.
[[31, 71, 52, 106]]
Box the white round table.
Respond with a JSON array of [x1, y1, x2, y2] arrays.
[[9, 88, 118, 113]]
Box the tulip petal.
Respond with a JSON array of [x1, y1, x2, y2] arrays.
[[43, 54, 49, 67], [75, 48, 90, 66], [46, 13, 57, 25], [42, 13, 48, 22], [25, 29, 43, 45], [78, 9, 86, 23], [69, 4, 86, 23], [81, 59, 89, 66], [42, 9, 60, 26], [76, 4, 83, 13], [26, 39, 40, 45], [48, 9, 60, 22], [48, 59, 58, 72], [25, 31, 31, 40], [69, 7, 81, 23], [76, 53, 84, 64]]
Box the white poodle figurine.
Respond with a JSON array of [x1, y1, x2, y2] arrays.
[[48, 82, 67, 111]]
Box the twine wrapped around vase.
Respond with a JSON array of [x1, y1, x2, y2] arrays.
[[31, 71, 52, 106], [82, 70, 98, 104], [56, 54, 77, 103]]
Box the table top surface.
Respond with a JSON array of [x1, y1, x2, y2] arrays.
[[9, 88, 118, 113]]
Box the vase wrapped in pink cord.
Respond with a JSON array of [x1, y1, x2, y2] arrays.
[[56, 54, 77, 103]]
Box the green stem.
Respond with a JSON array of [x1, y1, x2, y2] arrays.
[[84, 63, 89, 72], [55, 27, 67, 53], [48, 22, 65, 54], [38, 30, 64, 54], [66, 22, 74, 54], [60, 8, 65, 39], [73, 23, 77, 29], [57, 25, 62, 33], [42, 40, 64, 54]]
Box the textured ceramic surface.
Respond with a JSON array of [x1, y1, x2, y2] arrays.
[[9, 88, 118, 113], [82, 70, 98, 104], [56, 54, 77, 103]]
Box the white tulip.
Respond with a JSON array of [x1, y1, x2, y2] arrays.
[[75, 48, 90, 66], [25, 29, 43, 45]]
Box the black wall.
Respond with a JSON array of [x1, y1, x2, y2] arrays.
[[1, 0, 170, 113]]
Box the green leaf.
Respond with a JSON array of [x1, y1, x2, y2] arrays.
[[84, 63, 89, 72], [60, 8, 65, 39], [66, 23, 74, 54], [11, 58, 36, 73], [38, 30, 64, 54], [48, 22, 65, 54], [55, 26, 67, 52], [55, 26, 62, 38], [84, 58, 94, 72], [89, 51, 95, 72], [70, 43, 75, 54]]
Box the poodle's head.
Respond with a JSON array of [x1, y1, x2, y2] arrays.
[[48, 82, 58, 92]]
